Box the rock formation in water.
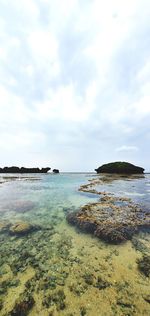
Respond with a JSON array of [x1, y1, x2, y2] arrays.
[[53, 169, 59, 173], [95, 162, 144, 174], [0, 167, 51, 173], [67, 196, 150, 244], [66, 175, 150, 244]]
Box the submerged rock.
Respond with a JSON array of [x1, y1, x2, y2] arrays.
[[9, 291, 35, 316], [0, 221, 11, 233], [6, 200, 36, 213], [43, 289, 66, 311], [95, 162, 144, 174], [137, 254, 150, 277], [9, 222, 36, 236]]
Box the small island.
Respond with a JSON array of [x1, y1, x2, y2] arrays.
[[53, 169, 59, 174], [0, 167, 51, 173], [95, 161, 144, 174]]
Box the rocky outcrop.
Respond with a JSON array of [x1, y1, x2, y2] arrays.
[[67, 176, 150, 244], [0, 167, 51, 173], [53, 169, 59, 173], [95, 162, 144, 174], [67, 197, 150, 244]]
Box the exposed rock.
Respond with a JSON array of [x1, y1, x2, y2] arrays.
[[67, 196, 150, 244], [9, 222, 36, 236], [95, 162, 144, 174], [68, 175, 150, 244], [53, 169, 59, 173], [0, 166, 50, 173]]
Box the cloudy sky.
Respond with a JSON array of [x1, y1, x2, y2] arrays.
[[0, 0, 150, 171]]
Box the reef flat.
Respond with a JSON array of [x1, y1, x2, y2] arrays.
[[0, 173, 150, 315], [67, 175, 150, 243]]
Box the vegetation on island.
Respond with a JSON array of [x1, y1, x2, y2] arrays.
[[95, 161, 144, 174], [53, 169, 59, 174], [0, 167, 51, 173]]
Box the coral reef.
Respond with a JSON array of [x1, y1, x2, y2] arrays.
[[67, 197, 150, 244], [68, 175, 150, 244]]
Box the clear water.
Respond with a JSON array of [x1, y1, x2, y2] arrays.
[[94, 174, 150, 208], [0, 173, 150, 316], [0, 173, 98, 224]]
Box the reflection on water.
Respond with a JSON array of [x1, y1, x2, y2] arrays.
[[0, 173, 150, 316]]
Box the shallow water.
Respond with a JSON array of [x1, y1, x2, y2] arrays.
[[0, 173, 150, 316]]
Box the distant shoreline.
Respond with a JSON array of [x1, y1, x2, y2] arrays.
[[0, 167, 50, 173]]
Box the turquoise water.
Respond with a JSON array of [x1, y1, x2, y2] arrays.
[[0, 173, 150, 316], [0, 173, 98, 225]]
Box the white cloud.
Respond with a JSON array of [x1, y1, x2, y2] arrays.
[[0, 85, 32, 125], [132, 95, 150, 117], [28, 31, 58, 60], [0, 131, 46, 151], [116, 145, 139, 152], [0, 0, 150, 170], [34, 81, 97, 122]]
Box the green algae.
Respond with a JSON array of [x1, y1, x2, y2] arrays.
[[137, 254, 150, 277]]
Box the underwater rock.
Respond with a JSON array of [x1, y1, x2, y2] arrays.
[[95, 161, 144, 174], [95, 276, 111, 290], [0, 298, 3, 311], [69, 282, 88, 296], [0, 221, 11, 233], [6, 200, 36, 213], [9, 291, 35, 316], [132, 234, 150, 254], [43, 289, 66, 311], [83, 272, 94, 285], [80, 306, 87, 316], [0, 279, 20, 295], [137, 254, 150, 277], [143, 294, 150, 304], [95, 225, 137, 243], [9, 222, 36, 236]]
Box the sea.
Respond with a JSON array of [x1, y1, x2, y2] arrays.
[[0, 173, 150, 316]]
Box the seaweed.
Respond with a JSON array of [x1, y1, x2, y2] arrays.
[[137, 255, 150, 277], [9, 292, 35, 316]]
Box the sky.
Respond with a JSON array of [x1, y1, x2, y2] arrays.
[[0, 0, 150, 172]]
